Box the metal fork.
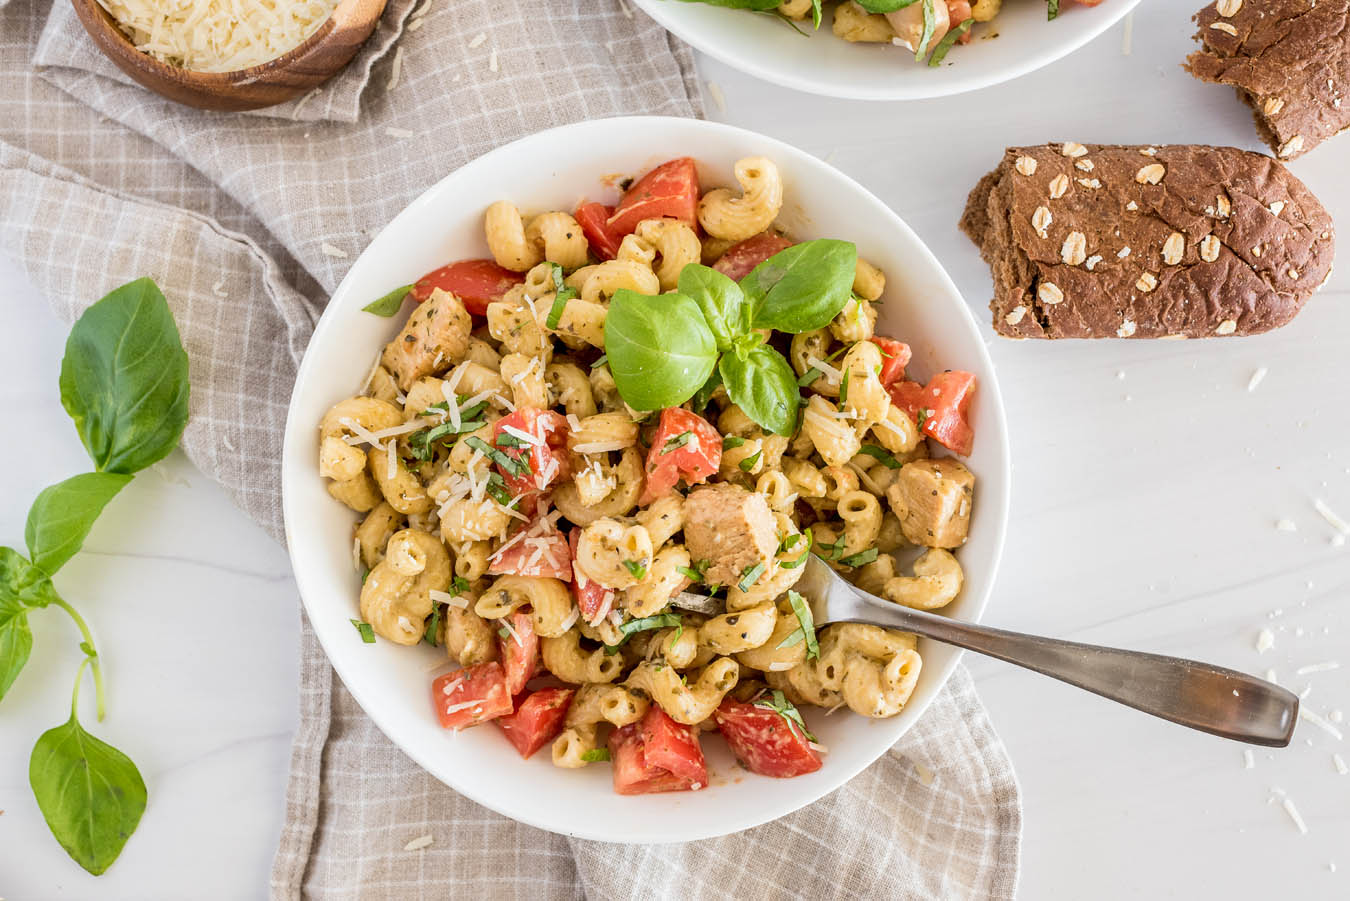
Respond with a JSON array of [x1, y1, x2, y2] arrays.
[[673, 555, 1298, 747]]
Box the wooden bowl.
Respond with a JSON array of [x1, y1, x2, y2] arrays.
[[69, 0, 388, 111]]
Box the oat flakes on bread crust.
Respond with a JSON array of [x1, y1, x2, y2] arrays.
[[960, 143, 1335, 339], [1186, 0, 1350, 161]]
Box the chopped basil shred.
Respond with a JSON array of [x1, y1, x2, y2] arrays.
[[591, 354, 607, 369], [780, 528, 813, 569], [423, 606, 442, 646], [787, 590, 820, 659], [623, 559, 648, 581], [838, 367, 850, 408], [915, 0, 938, 63], [839, 547, 879, 568], [676, 565, 704, 582], [603, 612, 682, 654], [738, 561, 766, 592], [754, 689, 816, 741], [661, 431, 693, 455], [467, 436, 529, 478], [722, 435, 746, 450], [1047, 0, 1059, 20], [916, 408, 934, 431], [927, 17, 972, 67], [581, 748, 611, 762], [859, 444, 902, 469], [350, 619, 376, 643], [545, 263, 577, 330], [451, 575, 471, 595], [738, 449, 762, 472], [797, 367, 822, 387]]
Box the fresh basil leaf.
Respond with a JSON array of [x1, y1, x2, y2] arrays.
[[690, 369, 722, 415], [24, 472, 132, 577], [719, 344, 800, 436], [29, 692, 147, 875], [363, 284, 413, 317], [677, 264, 749, 351], [743, 239, 858, 335], [604, 290, 717, 411], [854, 0, 917, 11], [59, 278, 190, 475], [927, 16, 972, 66], [580, 748, 611, 762], [1, 546, 60, 609], [0, 592, 32, 702]]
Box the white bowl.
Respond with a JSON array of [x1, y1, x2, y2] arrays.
[[631, 0, 1142, 101], [282, 115, 1010, 843]]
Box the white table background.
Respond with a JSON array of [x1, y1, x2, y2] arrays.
[[2, 2, 1347, 897]]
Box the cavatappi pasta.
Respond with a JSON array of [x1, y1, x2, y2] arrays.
[[680, 1, 1104, 67], [319, 154, 979, 794]]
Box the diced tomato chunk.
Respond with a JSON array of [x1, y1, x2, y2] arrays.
[[870, 336, 912, 387], [432, 662, 513, 730], [640, 408, 721, 505], [490, 408, 571, 497], [606, 158, 700, 237], [714, 698, 822, 778], [489, 520, 572, 581], [495, 687, 573, 759], [712, 232, 795, 282], [608, 707, 707, 795], [496, 610, 540, 696], [409, 259, 523, 317], [568, 528, 615, 624], [887, 370, 977, 456], [574, 202, 625, 261], [946, 0, 974, 42]]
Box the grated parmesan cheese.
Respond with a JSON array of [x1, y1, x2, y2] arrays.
[[1296, 661, 1341, 675], [1247, 366, 1268, 392], [1313, 498, 1350, 535], [1299, 708, 1344, 741], [804, 354, 842, 382], [1335, 753, 1348, 776], [96, 0, 341, 72], [1255, 628, 1275, 653], [1281, 797, 1309, 835]]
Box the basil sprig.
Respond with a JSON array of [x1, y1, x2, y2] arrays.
[[4, 278, 189, 875], [604, 289, 718, 411], [603, 240, 857, 436]]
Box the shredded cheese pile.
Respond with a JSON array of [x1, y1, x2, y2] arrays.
[[96, 0, 341, 73]]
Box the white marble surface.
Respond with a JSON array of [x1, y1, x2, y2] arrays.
[[3, 1, 1349, 897]]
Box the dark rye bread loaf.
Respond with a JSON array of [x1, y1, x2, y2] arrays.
[[1187, 0, 1350, 161], [959, 143, 1335, 339]]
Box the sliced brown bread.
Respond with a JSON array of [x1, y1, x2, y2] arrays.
[[1187, 0, 1350, 161], [960, 143, 1335, 339]]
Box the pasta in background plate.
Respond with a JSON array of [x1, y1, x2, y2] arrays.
[[318, 154, 980, 795]]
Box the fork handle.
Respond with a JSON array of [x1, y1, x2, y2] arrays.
[[847, 600, 1299, 747]]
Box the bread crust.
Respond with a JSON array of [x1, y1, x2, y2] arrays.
[[1186, 0, 1350, 161], [960, 143, 1335, 339]]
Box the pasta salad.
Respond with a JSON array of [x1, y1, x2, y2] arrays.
[[677, 0, 1105, 67], [318, 154, 979, 794]]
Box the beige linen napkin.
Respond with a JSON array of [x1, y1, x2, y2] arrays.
[[0, 0, 1022, 896]]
